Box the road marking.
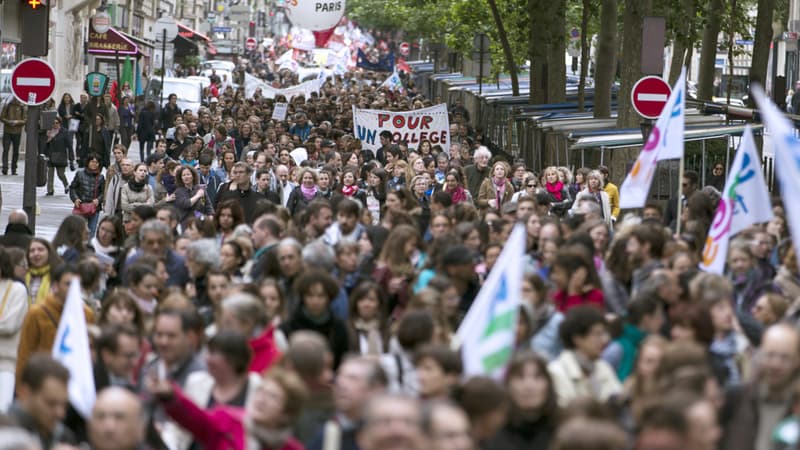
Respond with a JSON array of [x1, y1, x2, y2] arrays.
[[16, 77, 52, 86], [637, 93, 668, 102]]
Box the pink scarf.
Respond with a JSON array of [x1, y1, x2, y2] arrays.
[[301, 184, 318, 200], [448, 185, 468, 204], [546, 181, 564, 201], [342, 184, 358, 197], [494, 177, 506, 206]]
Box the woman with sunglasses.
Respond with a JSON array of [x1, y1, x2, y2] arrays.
[[708, 162, 726, 191], [512, 173, 540, 203]]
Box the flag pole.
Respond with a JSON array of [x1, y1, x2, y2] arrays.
[[676, 154, 685, 236]]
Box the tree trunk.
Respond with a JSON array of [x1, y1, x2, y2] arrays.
[[594, 0, 616, 118], [529, 0, 547, 104], [669, 45, 686, 85], [616, 0, 652, 129], [546, 0, 567, 103], [578, 0, 591, 112], [749, 0, 775, 96], [697, 0, 725, 100], [488, 0, 519, 96], [670, 0, 696, 85]]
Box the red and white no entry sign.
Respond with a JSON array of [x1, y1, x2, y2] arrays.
[[11, 58, 56, 106], [399, 42, 410, 56], [631, 75, 672, 120], [245, 37, 257, 51]]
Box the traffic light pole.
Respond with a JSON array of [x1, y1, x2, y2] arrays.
[[23, 105, 40, 231], [159, 29, 166, 108]]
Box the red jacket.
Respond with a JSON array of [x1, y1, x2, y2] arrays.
[[163, 384, 304, 450], [553, 288, 605, 313], [249, 326, 281, 374]]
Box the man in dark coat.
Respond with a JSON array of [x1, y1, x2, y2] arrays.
[[217, 161, 265, 224], [720, 324, 800, 450], [0, 209, 33, 250]]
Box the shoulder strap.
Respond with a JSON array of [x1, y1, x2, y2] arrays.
[[394, 353, 405, 388], [0, 281, 14, 317], [40, 304, 59, 328]]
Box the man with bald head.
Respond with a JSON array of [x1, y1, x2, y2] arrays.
[[88, 387, 145, 450], [0, 209, 32, 250], [720, 323, 800, 450], [357, 394, 426, 450]]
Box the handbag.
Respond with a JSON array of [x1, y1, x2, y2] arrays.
[[72, 172, 100, 217]]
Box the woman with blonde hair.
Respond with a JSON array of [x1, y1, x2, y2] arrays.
[[571, 169, 612, 225], [477, 160, 514, 209], [542, 165, 572, 216]]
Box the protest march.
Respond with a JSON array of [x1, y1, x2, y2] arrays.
[[3, 3, 800, 450]]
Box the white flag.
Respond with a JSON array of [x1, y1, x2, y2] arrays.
[[752, 85, 800, 268], [381, 72, 403, 92], [619, 68, 686, 209], [52, 278, 95, 418], [457, 224, 525, 379], [700, 125, 773, 273]]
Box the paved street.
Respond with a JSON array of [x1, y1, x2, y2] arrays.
[[1, 165, 83, 240], [0, 142, 139, 240]]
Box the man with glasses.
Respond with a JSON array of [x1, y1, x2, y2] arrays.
[[720, 323, 800, 450], [664, 170, 699, 231], [217, 161, 265, 223]]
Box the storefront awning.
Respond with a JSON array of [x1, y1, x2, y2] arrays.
[[174, 34, 199, 57], [117, 30, 155, 56], [178, 23, 211, 42], [88, 23, 139, 55]]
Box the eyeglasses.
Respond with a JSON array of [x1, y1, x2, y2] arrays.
[[527, 184, 537, 188]]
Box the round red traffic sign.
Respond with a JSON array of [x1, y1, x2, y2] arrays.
[[245, 37, 257, 51], [399, 42, 410, 56], [631, 76, 672, 119], [11, 58, 56, 106]]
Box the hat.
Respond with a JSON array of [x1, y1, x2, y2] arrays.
[[210, 97, 219, 103], [321, 139, 335, 148], [441, 245, 477, 266]]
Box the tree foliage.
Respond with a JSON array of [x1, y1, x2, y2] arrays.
[[347, 0, 530, 78]]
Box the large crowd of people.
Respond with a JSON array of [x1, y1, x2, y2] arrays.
[[0, 46, 799, 450]]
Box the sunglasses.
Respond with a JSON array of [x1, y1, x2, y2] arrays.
[[527, 184, 537, 188]]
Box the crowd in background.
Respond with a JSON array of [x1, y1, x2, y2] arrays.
[[0, 44, 799, 450]]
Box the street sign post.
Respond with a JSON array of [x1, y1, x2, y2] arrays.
[[11, 58, 56, 105], [631, 75, 672, 119], [153, 16, 178, 108], [245, 37, 257, 52], [13, 58, 55, 232]]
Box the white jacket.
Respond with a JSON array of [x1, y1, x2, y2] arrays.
[[0, 280, 29, 373], [570, 188, 613, 226], [548, 349, 622, 407]]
